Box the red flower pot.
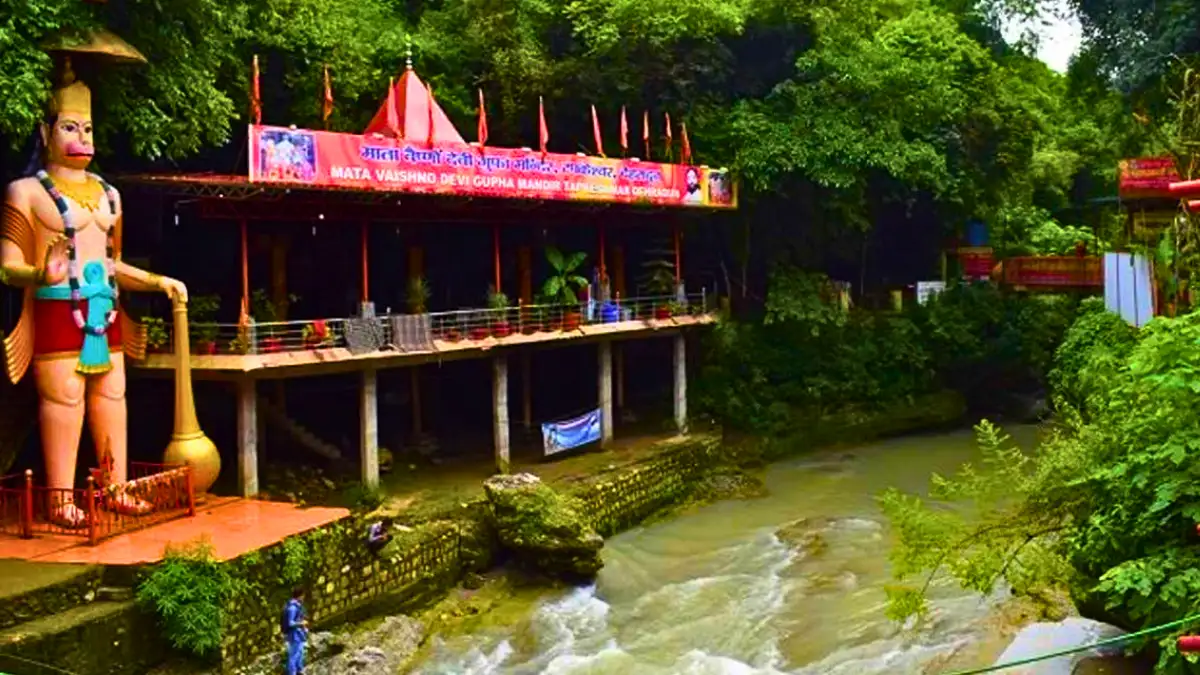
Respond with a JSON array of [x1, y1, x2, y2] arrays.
[[521, 323, 542, 335], [261, 337, 284, 353], [563, 312, 582, 331], [654, 306, 672, 320], [469, 327, 490, 341], [492, 322, 512, 338], [443, 330, 462, 342], [195, 340, 217, 355]]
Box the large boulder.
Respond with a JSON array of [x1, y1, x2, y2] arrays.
[[482, 474, 603, 582]]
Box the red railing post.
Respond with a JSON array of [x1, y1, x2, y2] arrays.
[[185, 466, 196, 517], [85, 476, 98, 545], [22, 469, 34, 539]]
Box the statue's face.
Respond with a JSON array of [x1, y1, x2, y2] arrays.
[[42, 113, 95, 170]]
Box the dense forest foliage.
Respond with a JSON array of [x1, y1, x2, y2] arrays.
[[0, 0, 1169, 274]]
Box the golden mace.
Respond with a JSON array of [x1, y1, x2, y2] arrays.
[[162, 297, 221, 495]]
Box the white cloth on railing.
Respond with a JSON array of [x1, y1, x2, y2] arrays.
[[344, 317, 385, 354], [388, 314, 434, 352]]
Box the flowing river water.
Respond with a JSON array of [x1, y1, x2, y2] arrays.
[[410, 426, 1051, 675]]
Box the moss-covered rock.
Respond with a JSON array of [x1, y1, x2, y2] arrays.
[[483, 474, 603, 582]]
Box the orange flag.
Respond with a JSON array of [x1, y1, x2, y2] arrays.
[[426, 81, 436, 147], [385, 77, 399, 137], [539, 96, 549, 156], [250, 55, 262, 125], [664, 112, 674, 161], [642, 110, 650, 159], [620, 106, 629, 155], [591, 105, 605, 157], [322, 64, 333, 126], [681, 122, 692, 165], [477, 89, 489, 151]]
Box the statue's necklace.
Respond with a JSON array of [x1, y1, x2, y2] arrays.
[[36, 170, 119, 336], [51, 176, 105, 212]]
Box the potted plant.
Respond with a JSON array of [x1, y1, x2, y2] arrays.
[[302, 319, 333, 348], [251, 289, 297, 353], [641, 255, 677, 320], [468, 311, 491, 341], [407, 277, 431, 315], [542, 246, 588, 331], [144, 316, 169, 353], [190, 294, 221, 354], [487, 287, 512, 338]]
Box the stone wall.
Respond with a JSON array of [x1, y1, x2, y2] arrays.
[[573, 435, 719, 537], [218, 521, 464, 670]]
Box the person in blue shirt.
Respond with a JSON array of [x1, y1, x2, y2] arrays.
[[281, 587, 309, 675]]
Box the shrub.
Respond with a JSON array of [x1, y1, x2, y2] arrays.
[[136, 539, 249, 658]]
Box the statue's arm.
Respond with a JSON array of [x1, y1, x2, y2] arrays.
[[1, 185, 41, 287]]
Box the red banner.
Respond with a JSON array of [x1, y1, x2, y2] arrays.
[[1119, 157, 1180, 198], [247, 125, 736, 209]]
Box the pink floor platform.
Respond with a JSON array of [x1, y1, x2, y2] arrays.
[[0, 497, 348, 564]]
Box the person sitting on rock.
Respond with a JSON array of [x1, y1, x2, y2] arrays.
[[367, 517, 393, 554]]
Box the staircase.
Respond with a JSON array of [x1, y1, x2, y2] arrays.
[[258, 396, 343, 461], [0, 563, 167, 675]]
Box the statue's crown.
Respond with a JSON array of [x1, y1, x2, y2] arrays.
[[49, 61, 91, 118]]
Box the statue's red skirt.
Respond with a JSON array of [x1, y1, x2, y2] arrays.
[[33, 299, 123, 356]]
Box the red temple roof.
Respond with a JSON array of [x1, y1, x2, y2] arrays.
[[363, 62, 465, 145]]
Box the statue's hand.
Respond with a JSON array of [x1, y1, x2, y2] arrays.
[[157, 276, 189, 304], [42, 239, 69, 286]]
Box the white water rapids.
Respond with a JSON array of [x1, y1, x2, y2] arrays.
[[411, 428, 1043, 675]]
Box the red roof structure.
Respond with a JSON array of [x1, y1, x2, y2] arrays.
[[363, 58, 465, 145]]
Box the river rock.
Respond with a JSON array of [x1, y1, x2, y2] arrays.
[[991, 617, 1130, 674], [306, 616, 425, 675], [776, 517, 832, 558], [482, 473, 604, 582]]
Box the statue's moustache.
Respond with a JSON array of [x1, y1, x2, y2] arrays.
[[65, 142, 94, 157]]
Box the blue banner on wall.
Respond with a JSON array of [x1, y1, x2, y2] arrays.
[[542, 409, 602, 456]]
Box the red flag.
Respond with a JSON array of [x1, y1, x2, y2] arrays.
[[385, 77, 399, 137], [322, 64, 333, 125], [620, 106, 628, 155], [681, 121, 692, 165], [642, 110, 650, 159], [250, 55, 262, 125], [539, 96, 549, 156], [477, 89, 489, 151], [591, 104, 605, 157], [664, 112, 674, 160], [426, 81, 436, 147]]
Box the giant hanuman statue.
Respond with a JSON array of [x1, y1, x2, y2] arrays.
[[0, 56, 190, 528]]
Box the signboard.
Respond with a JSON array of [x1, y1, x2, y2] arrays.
[[958, 247, 994, 279], [916, 281, 946, 305], [541, 409, 601, 456], [1119, 157, 1180, 198], [248, 125, 737, 209], [1002, 256, 1103, 288]]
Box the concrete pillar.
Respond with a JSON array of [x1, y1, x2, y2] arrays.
[[673, 333, 687, 434], [237, 379, 259, 498], [522, 352, 533, 433], [493, 356, 511, 474], [361, 368, 380, 488], [599, 341, 614, 447]]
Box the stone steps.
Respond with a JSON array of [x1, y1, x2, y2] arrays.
[[0, 562, 104, 631], [0, 598, 166, 675]]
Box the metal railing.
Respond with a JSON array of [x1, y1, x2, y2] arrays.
[[0, 463, 196, 545], [145, 292, 712, 356]]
